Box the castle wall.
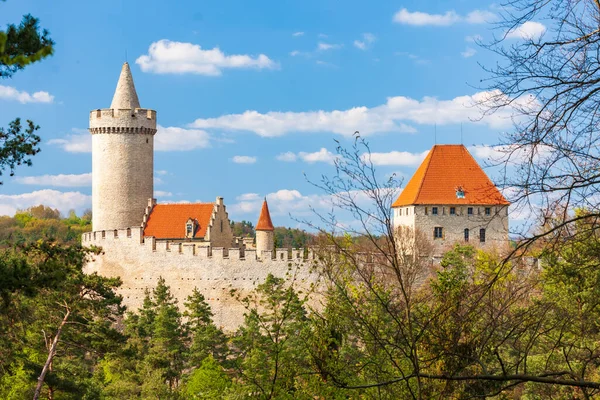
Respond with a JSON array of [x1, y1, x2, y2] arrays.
[[82, 229, 321, 331], [395, 205, 509, 255], [90, 109, 156, 231]]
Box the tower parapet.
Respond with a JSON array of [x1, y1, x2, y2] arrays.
[[90, 62, 157, 232]]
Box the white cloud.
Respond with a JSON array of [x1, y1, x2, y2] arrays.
[[48, 133, 92, 153], [315, 60, 338, 68], [292, 31, 305, 37], [14, 173, 92, 187], [156, 170, 169, 176], [154, 190, 173, 197], [155, 125, 211, 151], [393, 8, 495, 26], [190, 90, 531, 138], [465, 10, 497, 24], [461, 47, 477, 58], [354, 33, 376, 50], [465, 34, 483, 43], [276, 152, 298, 162], [298, 148, 338, 164], [317, 42, 341, 51], [51, 126, 211, 153], [506, 21, 546, 40], [237, 193, 261, 201], [232, 155, 257, 164], [136, 39, 278, 76], [469, 144, 552, 164], [396, 52, 430, 65], [364, 150, 429, 166], [0, 85, 54, 104], [0, 190, 91, 216]]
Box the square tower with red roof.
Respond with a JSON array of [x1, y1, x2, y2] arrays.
[[392, 144, 510, 255]]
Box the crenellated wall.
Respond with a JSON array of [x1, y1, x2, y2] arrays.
[[82, 228, 321, 331]]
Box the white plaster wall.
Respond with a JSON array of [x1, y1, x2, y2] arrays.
[[256, 230, 274, 256]]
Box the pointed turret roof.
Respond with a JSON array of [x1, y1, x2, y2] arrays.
[[110, 62, 141, 109], [392, 144, 509, 207], [256, 199, 275, 231]]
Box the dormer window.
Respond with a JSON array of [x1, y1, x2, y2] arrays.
[[456, 186, 465, 199], [185, 218, 197, 239]]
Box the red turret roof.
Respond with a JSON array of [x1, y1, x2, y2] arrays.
[[143, 203, 214, 239], [393, 144, 509, 207], [256, 199, 274, 231]]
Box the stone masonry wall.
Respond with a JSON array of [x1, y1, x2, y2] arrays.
[[90, 108, 156, 232], [205, 199, 234, 248], [82, 228, 322, 331], [406, 205, 509, 255]]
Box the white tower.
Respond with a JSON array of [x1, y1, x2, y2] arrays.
[[90, 62, 157, 231]]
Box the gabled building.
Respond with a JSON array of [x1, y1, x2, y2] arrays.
[[392, 144, 509, 254]]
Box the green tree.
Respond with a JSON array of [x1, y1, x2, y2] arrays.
[[0, 4, 54, 183], [184, 288, 228, 366]]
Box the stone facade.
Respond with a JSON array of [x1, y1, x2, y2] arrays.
[[82, 229, 320, 331], [393, 204, 509, 255]]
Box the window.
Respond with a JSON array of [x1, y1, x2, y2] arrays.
[[406, 208, 409, 215], [480, 228, 486, 243], [456, 187, 465, 199], [399, 209, 402, 216], [468, 207, 473, 215], [434, 227, 443, 239], [450, 207, 456, 215], [432, 207, 438, 215], [186, 222, 193, 236], [485, 207, 491, 216], [464, 228, 469, 242], [220, 220, 223, 232], [425, 207, 428, 215]]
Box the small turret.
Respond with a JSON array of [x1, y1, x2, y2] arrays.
[[255, 199, 275, 258]]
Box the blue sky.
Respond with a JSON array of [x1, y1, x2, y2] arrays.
[[0, 0, 546, 228]]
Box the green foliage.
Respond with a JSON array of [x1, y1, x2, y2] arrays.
[[273, 227, 313, 248], [0, 205, 91, 246], [230, 220, 255, 237], [0, 14, 54, 78], [184, 356, 232, 399], [0, 118, 41, 184]]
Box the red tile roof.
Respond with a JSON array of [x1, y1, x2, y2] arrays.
[[143, 203, 214, 239], [256, 200, 274, 231], [392, 144, 509, 207]]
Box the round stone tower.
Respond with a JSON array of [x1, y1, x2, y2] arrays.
[[90, 62, 157, 231], [255, 199, 275, 258]]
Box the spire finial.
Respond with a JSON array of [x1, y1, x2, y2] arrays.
[[110, 62, 141, 109]]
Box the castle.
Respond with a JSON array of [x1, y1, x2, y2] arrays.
[[83, 63, 509, 330]]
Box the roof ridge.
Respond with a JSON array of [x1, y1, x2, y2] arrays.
[[413, 146, 435, 204]]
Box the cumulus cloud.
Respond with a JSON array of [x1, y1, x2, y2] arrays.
[[14, 173, 92, 187], [365, 150, 429, 166], [292, 31, 304, 37], [0, 190, 91, 216], [354, 33, 376, 50], [298, 148, 338, 164], [393, 8, 496, 26], [232, 155, 257, 164], [154, 190, 173, 197], [190, 90, 532, 138], [154, 126, 210, 151], [50, 126, 210, 153], [469, 144, 553, 164], [0, 85, 54, 104], [136, 39, 278, 76], [506, 21, 546, 40], [276, 152, 298, 162], [461, 47, 477, 58]]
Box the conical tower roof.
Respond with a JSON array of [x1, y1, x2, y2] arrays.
[[392, 144, 509, 207], [256, 199, 275, 231], [110, 62, 140, 109]]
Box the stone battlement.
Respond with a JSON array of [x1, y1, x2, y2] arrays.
[[82, 228, 314, 262], [89, 108, 157, 134]]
